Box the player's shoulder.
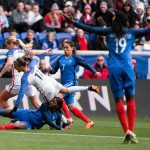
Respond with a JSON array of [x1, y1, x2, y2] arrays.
[[73, 55, 84, 61]]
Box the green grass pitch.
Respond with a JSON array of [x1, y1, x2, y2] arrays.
[[0, 117, 149, 150]]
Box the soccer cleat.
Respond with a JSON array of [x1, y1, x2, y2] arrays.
[[131, 134, 139, 144], [85, 121, 94, 129], [67, 118, 74, 125], [88, 85, 100, 94], [123, 130, 136, 144]]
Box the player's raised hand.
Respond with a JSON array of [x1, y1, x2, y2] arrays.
[[62, 12, 74, 23]]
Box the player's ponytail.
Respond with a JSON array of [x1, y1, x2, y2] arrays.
[[112, 10, 128, 38], [17, 39, 33, 52]]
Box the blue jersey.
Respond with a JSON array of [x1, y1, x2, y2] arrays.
[[74, 22, 150, 69], [50, 55, 96, 85], [13, 102, 62, 130]]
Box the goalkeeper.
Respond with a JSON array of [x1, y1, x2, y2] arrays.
[[0, 97, 70, 130]]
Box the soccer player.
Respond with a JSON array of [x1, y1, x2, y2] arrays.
[[13, 55, 100, 117], [49, 40, 100, 128], [0, 36, 52, 109], [63, 11, 150, 143], [0, 97, 70, 130]]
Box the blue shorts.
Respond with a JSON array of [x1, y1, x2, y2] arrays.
[[13, 109, 32, 129], [62, 82, 77, 105], [109, 67, 135, 99]]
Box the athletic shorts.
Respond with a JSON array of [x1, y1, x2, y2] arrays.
[[62, 82, 77, 105], [42, 76, 63, 102], [5, 84, 37, 97], [13, 109, 32, 129], [109, 67, 135, 99]]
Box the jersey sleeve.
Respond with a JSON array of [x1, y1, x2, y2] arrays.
[[6, 50, 14, 57], [28, 58, 39, 69], [74, 55, 97, 74], [74, 21, 111, 36], [14, 72, 30, 107], [132, 28, 150, 37], [49, 57, 60, 74], [40, 103, 62, 130]]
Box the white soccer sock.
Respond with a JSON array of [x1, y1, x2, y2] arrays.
[[68, 86, 89, 93], [61, 114, 68, 124]]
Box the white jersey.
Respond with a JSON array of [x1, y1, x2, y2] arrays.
[[6, 48, 37, 97], [15, 58, 63, 107], [6, 48, 25, 85], [28, 66, 62, 98]]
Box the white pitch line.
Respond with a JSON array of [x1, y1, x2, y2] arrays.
[[0, 131, 150, 141]]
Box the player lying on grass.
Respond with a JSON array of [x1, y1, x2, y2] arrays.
[[0, 97, 70, 130], [12, 55, 100, 128]]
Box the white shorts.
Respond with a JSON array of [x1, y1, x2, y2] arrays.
[[5, 84, 37, 97], [43, 77, 63, 102]]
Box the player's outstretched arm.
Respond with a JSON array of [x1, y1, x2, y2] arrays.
[[0, 57, 13, 78], [63, 13, 111, 35], [132, 28, 150, 37]]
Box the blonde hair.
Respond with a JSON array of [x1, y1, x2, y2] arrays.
[[5, 36, 18, 45], [5, 36, 33, 52]]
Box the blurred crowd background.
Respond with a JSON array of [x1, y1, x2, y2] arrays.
[[0, 0, 150, 51]]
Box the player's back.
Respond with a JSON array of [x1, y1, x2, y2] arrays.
[[107, 30, 135, 69]]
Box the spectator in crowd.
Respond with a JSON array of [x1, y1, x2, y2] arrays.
[[143, 6, 150, 24], [74, 0, 93, 13], [62, 1, 76, 35], [82, 55, 109, 79], [12, 1, 28, 33], [93, 17, 108, 50], [135, 2, 145, 24], [144, 16, 150, 42], [8, 29, 17, 37], [0, 0, 18, 18], [24, 2, 32, 13], [41, 31, 59, 50], [91, 0, 100, 13], [26, 3, 43, 32], [39, 59, 49, 75], [44, 3, 63, 32], [98, 0, 114, 10], [79, 4, 94, 26], [24, 29, 40, 49], [0, 5, 9, 33], [133, 20, 145, 51], [43, 0, 64, 16], [74, 8, 82, 21], [73, 28, 93, 50], [94, 1, 114, 27], [122, 2, 139, 27], [116, 0, 129, 10]]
